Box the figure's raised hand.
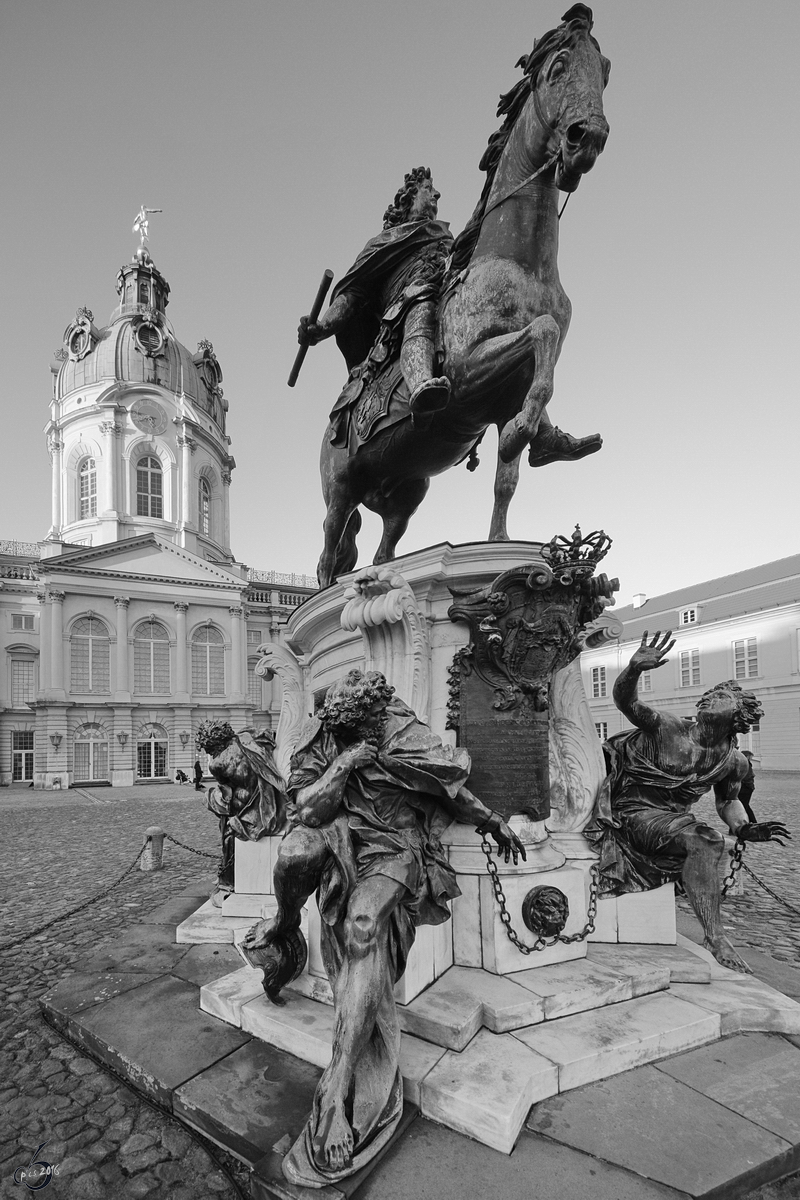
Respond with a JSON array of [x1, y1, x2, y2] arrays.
[[298, 315, 325, 346], [629, 630, 675, 673], [740, 821, 792, 847], [340, 741, 378, 772]]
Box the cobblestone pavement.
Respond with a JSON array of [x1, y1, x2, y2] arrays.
[[1, 773, 799, 1199], [0, 783, 250, 1199]]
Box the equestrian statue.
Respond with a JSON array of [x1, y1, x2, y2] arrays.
[[297, 5, 611, 587]]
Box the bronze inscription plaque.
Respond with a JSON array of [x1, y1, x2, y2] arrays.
[[458, 678, 550, 822]]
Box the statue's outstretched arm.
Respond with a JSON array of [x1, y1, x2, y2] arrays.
[[613, 630, 675, 734], [715, 771, 792, 844], [298, 292, 358, 346], [442, 785, 526, 864]]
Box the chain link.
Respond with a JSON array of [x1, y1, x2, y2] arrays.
[[721, 836, 746, 898], [162, 832, 219, 860], [0, 842, 149, 952], [480, 837, 599, 955]]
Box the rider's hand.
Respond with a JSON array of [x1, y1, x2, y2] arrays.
[[298, 315, 325, 346], [340, 741, 378, 771], [629, 630, 675, 673], [739, 820, 791, 847]]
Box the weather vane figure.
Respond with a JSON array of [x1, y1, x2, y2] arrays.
[[132, 204, 162, 249]]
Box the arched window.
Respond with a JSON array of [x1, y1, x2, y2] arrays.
[[74, 723, 109, 783], [134, 620, 170, 693], [136, 456, 163, 518], [70, 616, 110, 693], [192, 625, 224, 694], [247, 658, 263, 709], [79, 458, 97, 520], [198, 477, 211, 536], [137, 722, 169, 779]]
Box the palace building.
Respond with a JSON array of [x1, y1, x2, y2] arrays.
[[0, 242, 315, 789], [581, 555, 800, 771]]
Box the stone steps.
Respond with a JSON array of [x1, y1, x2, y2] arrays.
[[199, 940, 798, 1155]]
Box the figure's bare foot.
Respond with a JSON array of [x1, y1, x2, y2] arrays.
[[243, 916, 278, 950], [324, 1099, 354, 1172], [705, 934, 752, 973], [210, 883, 232, 909]]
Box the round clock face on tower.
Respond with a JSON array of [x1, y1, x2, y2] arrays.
[[130, 399, 168, 435]]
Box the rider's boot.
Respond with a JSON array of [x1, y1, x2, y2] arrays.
[[527, 425, 603, 467], [402, 301, 450, 415]]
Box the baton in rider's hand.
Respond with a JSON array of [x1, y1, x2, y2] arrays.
[[287, 269, 334, 387]]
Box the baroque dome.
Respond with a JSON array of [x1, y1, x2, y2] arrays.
[[54, 252, 226, 431]]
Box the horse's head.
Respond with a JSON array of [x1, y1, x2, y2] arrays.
[[527, 4, 610, 193]]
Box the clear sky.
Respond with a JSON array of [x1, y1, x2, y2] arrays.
[[1, 0, 797, 605]]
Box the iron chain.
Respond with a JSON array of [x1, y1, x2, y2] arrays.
[[721, 836, 746, 898], [0, 842, 149, 952], [162, 831, 219, 860], [480, 837, 599, 955]]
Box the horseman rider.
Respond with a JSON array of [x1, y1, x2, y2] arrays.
[[298, 167, 453, 438]]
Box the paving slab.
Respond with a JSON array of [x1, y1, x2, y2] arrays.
[[587, 941, 710, 984], [656, 1033, 800, 1144], [78, 921, 193, 974], [176, 897, 257, 944], [357, 1117, 688, 1200], [54, 973, 251, 1106], [41, 969, 161, 1015], [513, 992, 720, 1090], [527, 1062, 796, 1198], [170, 942, 244, 987], [201, 964, 266, 1025], [396, 968, 484, 1050], [420, 1027, 558, 1153], [508, 957, 639, 1018], [173, 1038, 323, 1167], [139, 893, 211, 926], [670, 978, 800, 1036]]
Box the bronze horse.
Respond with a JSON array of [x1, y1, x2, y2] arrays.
[[317, 5, 610, 588]]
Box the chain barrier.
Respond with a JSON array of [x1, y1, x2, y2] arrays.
[[481, 837, 599, 955], [0, 828, 219, 953], [162, 831, 219, 860], [739, 861, 800, 920], [721, 836, 746, 898], [0, 842, 150, 952]]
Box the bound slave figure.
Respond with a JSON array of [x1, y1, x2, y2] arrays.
[[297, 166, 453, 450], [585, 632, 790, 972], [242, 669, 524, 1187], [196, 720, 287, 905]]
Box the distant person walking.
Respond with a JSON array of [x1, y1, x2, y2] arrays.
[[194, 760, 205, 791], [739, 750, 757, 822]]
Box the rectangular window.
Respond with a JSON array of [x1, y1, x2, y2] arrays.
[[11, 614, 35, 631], [12, 731, 34, 782], [591, 666, 607, 698], [595, 722, 608, 740], [134, 641, 170, 693], [641, 670, 652, 692], [734, 637, 758, 680], [70, 637, 109, 693], [191, 643, 225, 695], [247, 661, 262, 708], [679, 607, 697, 626], [246, 629, 263, 645], [680, 648, 700, 687], [11, 660, 35, 705]]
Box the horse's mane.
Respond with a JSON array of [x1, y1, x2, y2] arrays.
[[448, 4, 598, 277]]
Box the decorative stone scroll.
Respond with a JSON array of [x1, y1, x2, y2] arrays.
[[254, 643, 305, 779], [340, 565, 431, 724], [447, 528, 618, 823]]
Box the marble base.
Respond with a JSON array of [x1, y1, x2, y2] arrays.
[[585, 882, 677, 945], [479, 865, 589, 974]]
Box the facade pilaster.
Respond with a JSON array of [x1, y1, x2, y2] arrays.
[[48, 435, 64, 536], [174, 601, 189, 699], [114, 596, 130, 699], [178, 435, 196, 530], [50, 589, 65, 696], [229, 605, 245, 700], [221, 467, 232, 551], [100, 422, 120, 515], [37, 591, 51, 692]]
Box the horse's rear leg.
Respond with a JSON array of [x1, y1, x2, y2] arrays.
[[497, 315, 560, 463], [317, 497, 361, 589], [370, 478, 430, 566], [489, 445, 521, 541]]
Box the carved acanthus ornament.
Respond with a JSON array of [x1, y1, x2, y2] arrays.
[[340, 565, 431, 723], [254, 644, 306, 780]]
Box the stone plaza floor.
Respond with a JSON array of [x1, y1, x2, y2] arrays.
[[1, 771, 799, 1199]]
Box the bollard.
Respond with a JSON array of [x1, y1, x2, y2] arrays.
[[140, 826, 165, 872]]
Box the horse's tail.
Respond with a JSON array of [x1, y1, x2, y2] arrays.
[[333, 508, 362, 579]]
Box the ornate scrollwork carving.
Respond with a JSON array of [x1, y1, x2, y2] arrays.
[[254, 643, 306, 779]]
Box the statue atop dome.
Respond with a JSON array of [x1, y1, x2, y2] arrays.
[[132, 204, 162, 261]]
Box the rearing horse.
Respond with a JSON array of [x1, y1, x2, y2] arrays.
[[317, 4, 610, 587]]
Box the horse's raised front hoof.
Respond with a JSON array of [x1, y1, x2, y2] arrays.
[[498, 416, 527, 463], [409, 377, 451, 414], [528, 427, 603, 468]]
